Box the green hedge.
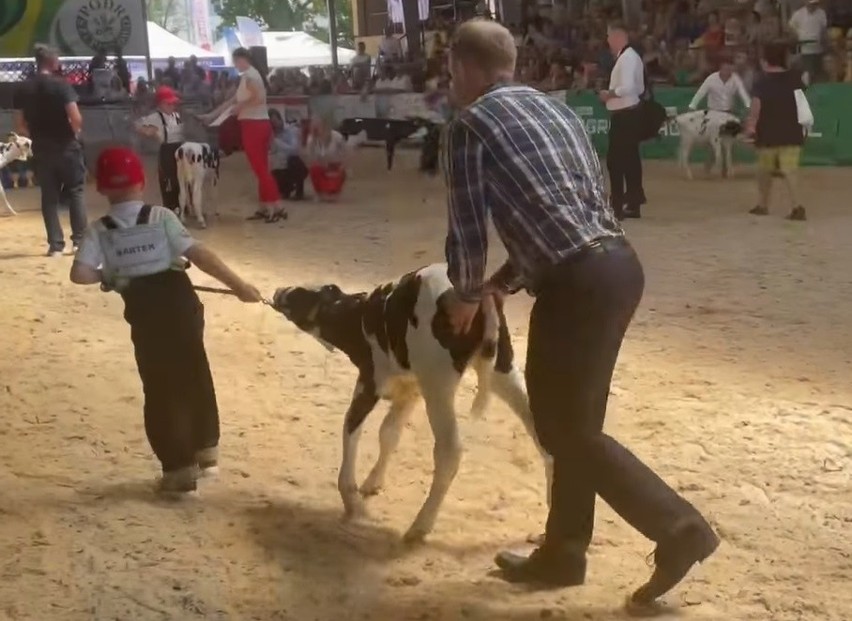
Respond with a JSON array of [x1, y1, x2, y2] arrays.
[[565, 84, 852, 166]]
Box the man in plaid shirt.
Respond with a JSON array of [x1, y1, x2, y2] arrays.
[[442, 19, 719, 610]]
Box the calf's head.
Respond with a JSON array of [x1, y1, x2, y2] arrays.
[[5, 132, 33, 160], [272, 284, 360, 352]]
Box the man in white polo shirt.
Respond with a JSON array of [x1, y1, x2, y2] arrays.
[[789, 0, 828, 81], [689, 57, 751, 113], [599, 22, 645, 220]]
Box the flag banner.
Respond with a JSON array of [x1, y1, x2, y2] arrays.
[[235, 16, 263, 47], [189, 0, 212, 49], [0, 0, 147, 57]]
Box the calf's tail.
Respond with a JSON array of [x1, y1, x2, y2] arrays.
[[470, 293, 500, 419]]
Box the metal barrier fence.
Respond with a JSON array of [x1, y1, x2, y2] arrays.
[[0, 100, 210, 190], [0, 58, 122, 85]]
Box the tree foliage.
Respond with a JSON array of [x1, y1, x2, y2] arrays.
[[213, 0, 354, 47], [146, 0, 185, 34]]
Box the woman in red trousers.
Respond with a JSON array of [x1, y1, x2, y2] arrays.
[[201, 48, 285, 223], [305, 118, 349, 202]]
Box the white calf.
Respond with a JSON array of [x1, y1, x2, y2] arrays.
[[175, 142, 220, 228], [271, 264, 553, 543], [0, 133, 33, 216], [675, 110, 744, 179]]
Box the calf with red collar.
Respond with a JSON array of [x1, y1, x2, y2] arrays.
[[272, 263, 552, 542]]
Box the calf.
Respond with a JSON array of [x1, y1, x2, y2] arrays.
[[338, 117, 441, 173], [674, 110, 744, 179], [272, 264, 552, 543], [175, 142, 220, 228], [0, 133, 33, 216]]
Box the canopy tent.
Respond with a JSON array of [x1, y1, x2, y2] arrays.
[[212, 31, 356, 68], [146, 22, 223, 61]]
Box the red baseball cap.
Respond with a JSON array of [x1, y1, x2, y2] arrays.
[[155, 85, 180, 105], [96, 147, 145, 192]]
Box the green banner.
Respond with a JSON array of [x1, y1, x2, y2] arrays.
[[0, 0, 147, 58], [565, 84, 852, 167]]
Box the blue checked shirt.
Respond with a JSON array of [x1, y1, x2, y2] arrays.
[[443, 84, 623, 301]]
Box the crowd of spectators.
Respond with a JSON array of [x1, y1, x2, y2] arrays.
[[503, 0, 852, 93], [17, 0, 850, 117]]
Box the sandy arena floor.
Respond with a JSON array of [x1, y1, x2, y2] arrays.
[[0, 151, 850, 621]]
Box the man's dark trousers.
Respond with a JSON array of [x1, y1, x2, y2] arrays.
[[525, 239, 705, 550], [34, 140, 87, 252], [606, 107, 646, 218]]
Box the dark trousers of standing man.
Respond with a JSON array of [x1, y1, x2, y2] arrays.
[[34, 141, 87, 252], [525, 238, 715, 562], [606, 107, 646, 218], [158, 142, 182, 212], [272, 155, 308, 199], [123, 271, 220, 474]]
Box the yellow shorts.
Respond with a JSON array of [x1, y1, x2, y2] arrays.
[[757, 147, 801, 174]]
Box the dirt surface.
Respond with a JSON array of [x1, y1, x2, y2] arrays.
[[0, 151, 850, 621]]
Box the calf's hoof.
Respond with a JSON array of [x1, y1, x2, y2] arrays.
[[402, 526, 429, 545], [341, 495, 367, 522], [360, 473, 384, 497]]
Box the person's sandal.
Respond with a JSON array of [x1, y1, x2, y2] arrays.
[[246, 210, 267, 221], [265, 209, 288, 223], [749, 205, 769, 216]]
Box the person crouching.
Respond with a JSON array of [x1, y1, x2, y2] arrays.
[[69, 147, 262, 495], [269, 108, 308, 200], [135, 86, 185, 213], [305, 118, 348, 202]]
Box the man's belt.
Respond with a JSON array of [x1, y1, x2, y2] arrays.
[[533, 236, 630, 294]]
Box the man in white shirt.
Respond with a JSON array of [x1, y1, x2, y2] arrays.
[[350, 42, 372, 89], [689, 59, 751, 112], [789, 0, 828, 80], [599, 22, 645, 219]]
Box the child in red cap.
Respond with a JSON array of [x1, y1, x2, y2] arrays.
[[135, 85, 184, 212], [70, 147, 262, 495]]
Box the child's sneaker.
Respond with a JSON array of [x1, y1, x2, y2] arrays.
[[196, 447, 219, 478], [158, 466, 198, 496]]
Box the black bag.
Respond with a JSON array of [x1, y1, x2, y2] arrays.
[[635, 73, 666, 142]]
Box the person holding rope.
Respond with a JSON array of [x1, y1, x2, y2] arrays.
[[440, 20, 719, 610], [135, 85, 184, 213], [199, 48, 286, 223], [69, 147, 262, 495]]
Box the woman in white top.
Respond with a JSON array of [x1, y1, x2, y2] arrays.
[[201, 48, 285, 222], [304, 118, 349, 201]]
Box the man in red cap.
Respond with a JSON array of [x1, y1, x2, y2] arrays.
[[135, 85, 184, 212], [70, 147, 262, 495]]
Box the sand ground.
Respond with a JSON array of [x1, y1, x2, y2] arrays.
[[0, 151, 850, 621]]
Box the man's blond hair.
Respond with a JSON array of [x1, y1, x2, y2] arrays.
[[450, 19, 517, 78]]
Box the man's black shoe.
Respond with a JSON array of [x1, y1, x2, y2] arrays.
[[629, 519, 720, 607], [494, 546, 586, 587], [623, 206, 642, 219]]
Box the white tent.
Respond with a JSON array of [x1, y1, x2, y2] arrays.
[[212, 31, 356, 68], [147, 22, 223, 60]]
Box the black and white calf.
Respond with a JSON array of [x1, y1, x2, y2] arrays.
[[338, 117, 442, 174], [0, 133, 33, 216], [272, 264, 552, 542], [176, 142, 221, 228], [674, 110, 744, 179]]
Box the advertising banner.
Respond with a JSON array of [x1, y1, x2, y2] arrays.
[[564, 84, 852, 167], [0, 0, 148, 57]]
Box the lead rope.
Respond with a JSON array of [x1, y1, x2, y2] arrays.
[[192, 285, 273, 306]]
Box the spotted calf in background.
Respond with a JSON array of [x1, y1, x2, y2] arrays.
[[272, 264, 552, 543]]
